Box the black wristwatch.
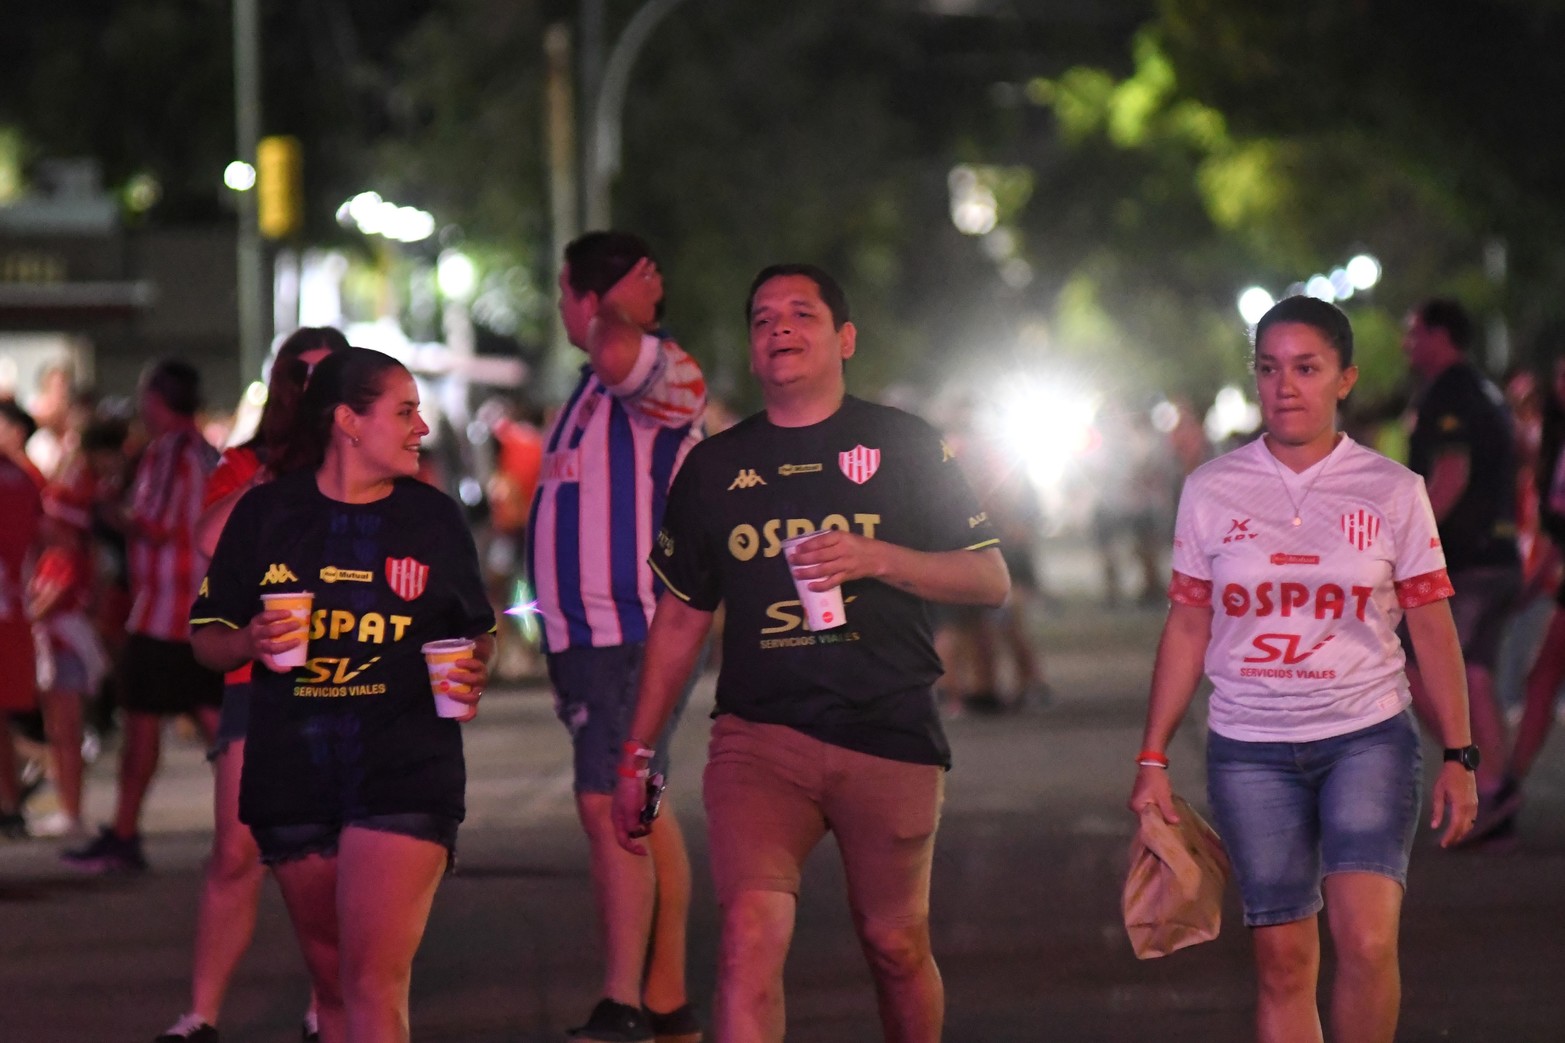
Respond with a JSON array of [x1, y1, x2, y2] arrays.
[[1443, 744, 1481, 771]]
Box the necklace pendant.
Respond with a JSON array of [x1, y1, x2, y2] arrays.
[[1291, 516, 1302, 526]]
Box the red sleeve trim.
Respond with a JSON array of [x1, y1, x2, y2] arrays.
[[1168, 570, 1213, 607], [1395, 568, 1455, 609]]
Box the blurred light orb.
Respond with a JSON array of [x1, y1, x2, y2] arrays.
[[996, 380, 1099, 493], [224, 161, 256, 192], [243, 380, 268, 406], [437, 250, 478, 301], [1205, 384, 1261, 443], [126, 173, 162, 212], [338, 191, 435, 243], [1346, 253, 1382, 290], [1151, 400, 1180, 435], [1305, 275, 1336, 301], [1238, 286, 1275, 325], [1329, 267, 1354, 300], [459, 476, 482, 507], [952, 193, 998, 235], [999, 257, 1033, 289]]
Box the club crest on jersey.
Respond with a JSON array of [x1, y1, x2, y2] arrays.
[[385, 556, 430, 601], [1340, 509, 1381, 551], [838, 445, 881, 485]]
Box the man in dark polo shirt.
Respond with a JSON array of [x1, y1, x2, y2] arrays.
[[1404, 297, 1522, 840], [611, 264, 1009, 1043]]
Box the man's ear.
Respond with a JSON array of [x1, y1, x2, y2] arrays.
[[838, 321, 857, 361]]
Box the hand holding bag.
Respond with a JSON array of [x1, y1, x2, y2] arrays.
[[1121, 794, 1231, 959]]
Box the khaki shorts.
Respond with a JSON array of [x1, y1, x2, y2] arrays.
[[702, 715, 943, 925]]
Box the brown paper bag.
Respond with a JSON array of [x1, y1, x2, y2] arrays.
[[1122, 794, 1231, 959]]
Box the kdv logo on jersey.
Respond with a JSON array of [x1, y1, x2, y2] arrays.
[[261, 563, 300, 585], [729, 468, 767, 490]]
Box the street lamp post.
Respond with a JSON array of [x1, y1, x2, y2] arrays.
[[583, 0, 693, 229], [233, 0, 267, 396]]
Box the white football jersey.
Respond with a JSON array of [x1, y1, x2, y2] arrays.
[[1169, 435, 1451, 742]]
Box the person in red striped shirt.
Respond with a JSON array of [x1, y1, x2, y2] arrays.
[[65, 359, 222, 873]]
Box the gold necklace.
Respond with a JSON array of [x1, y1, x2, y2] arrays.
[[1265, 437, 1336, 527]]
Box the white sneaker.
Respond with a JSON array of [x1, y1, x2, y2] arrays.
[[30, 810, 86, 840]]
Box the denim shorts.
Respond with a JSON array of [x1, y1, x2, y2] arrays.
[[251, 813, 460, 871], [547, 642, 697, 795], [207, 681, 252, 762], [1206, 711, 1422, 928]]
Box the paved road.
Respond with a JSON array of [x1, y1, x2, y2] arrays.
[[3, 605, 1563, 1042]]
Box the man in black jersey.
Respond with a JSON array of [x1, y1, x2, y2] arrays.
[[1404, 297, 1522, 840], [612, 264, 1009, 1043]]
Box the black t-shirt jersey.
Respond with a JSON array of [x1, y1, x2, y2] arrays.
[[192, 471, 495, 828], [1408, 362, 1520, 571], [651, 396, 999, 766]]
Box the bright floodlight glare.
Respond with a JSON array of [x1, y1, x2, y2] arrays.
[[1305, 274, 1336, 301], [995, 380, 1098, 493], [224, 161, 256, 191], [438, 250, 478, 300], [1346, 253, 1381, 290], [1238, 286, 1275, 325]]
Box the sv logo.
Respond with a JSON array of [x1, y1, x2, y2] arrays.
[[1243, 633, 1336, 665], [761, 596, 859, 634], [300, 656, 383, 684]]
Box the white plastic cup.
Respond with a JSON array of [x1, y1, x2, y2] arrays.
[[260, 591, 313, 669], [781, 531, 847, 631], [422, 638, 477, 718]]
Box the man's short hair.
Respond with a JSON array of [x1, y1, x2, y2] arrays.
[[1413, 298, 1474, 352], [141, 358, 203, 416], [746, 264, 850, 330], [564, 231, 653, 298], [1254, 295, 1355, 369]]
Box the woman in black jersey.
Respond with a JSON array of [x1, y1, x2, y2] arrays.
[[191, 347, 494, 1043]]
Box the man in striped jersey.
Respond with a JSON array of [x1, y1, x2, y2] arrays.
[[528, 232, 707, 1043], [65, 359, 223, 874]]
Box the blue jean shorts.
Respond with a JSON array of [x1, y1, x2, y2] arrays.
[[1206, 711, 1422, 928], [251, 813, 460, 870], [547, 642, 697, 795]]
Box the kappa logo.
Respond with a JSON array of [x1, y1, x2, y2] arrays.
[[777, 463, 823, 477], [969, 511, 988, 528], [729, 469, 768, 490], [1222, 519, 1259, 544], [261, 563, 300, 585], [320, 566, 374, 584]]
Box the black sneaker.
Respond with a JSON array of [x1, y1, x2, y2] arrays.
[[647, 1002, 702, 1043], [61, 826, 148, 874], [153, 1014, 219, 1042], [568, 999, 653, 1042]]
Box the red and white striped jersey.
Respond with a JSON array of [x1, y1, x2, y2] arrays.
[[1167, 435, 1450, 743], [127, 427, 218, 641], [527, 333, 705, 653]]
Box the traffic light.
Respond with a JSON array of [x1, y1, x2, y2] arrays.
[[255, 135, 302, 240]]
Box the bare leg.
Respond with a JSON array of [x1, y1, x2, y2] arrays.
[[336, 827, 446, 1043], [111, 710, 161, 838], [576, 792, 658, 1006], [853, 915, 944, 1043], [1251, 917, 1324, 1043], [273, 854, 346, 1043], [39, 687, 85, 821], [715, 890, 796, 1043], [1509, 609, 1565, 782], [188, 739, 265, 1023], [1323, 872, 1404, 1043], [642, 796, 694, 1014]]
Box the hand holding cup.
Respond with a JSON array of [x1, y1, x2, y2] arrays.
[[423, 638, 487, 722]]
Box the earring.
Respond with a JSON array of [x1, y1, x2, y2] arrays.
[[351, 436, 360, 447]]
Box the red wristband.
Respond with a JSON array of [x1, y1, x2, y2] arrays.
[[621, 739, 655, 760], [1136, 749, 1169, 768], [616, 763, 649, 780]]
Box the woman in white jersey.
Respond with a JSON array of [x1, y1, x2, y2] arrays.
[[1129, 296, 1479, 1043]]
